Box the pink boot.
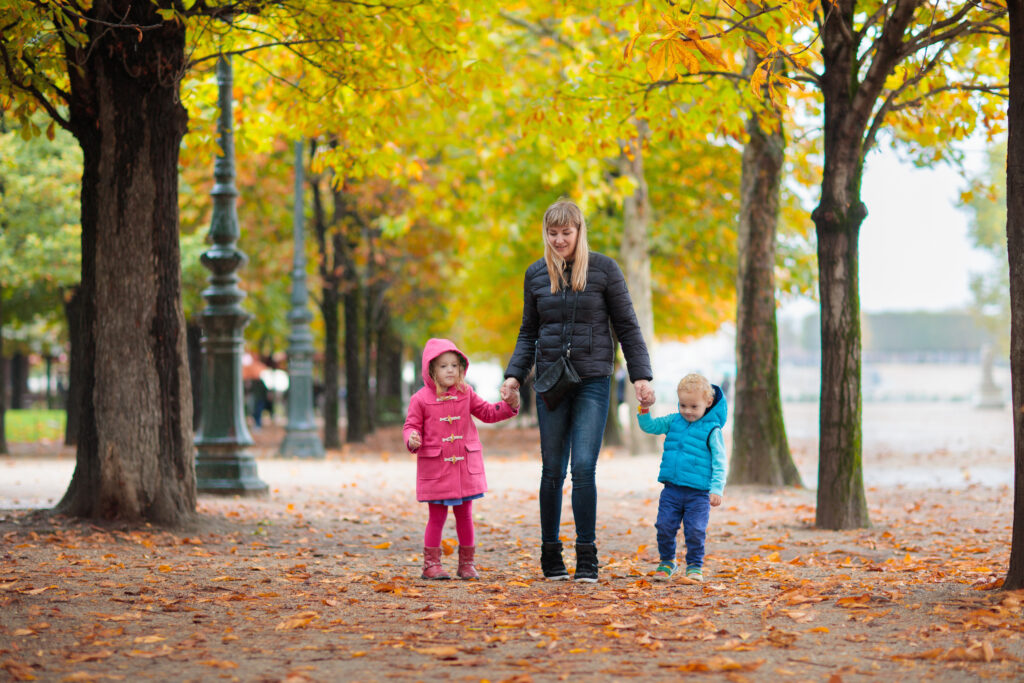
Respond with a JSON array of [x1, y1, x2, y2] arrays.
[[456, 545, 479, 580], [422, 547, 450, 579]]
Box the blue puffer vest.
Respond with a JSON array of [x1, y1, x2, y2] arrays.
[[639, 385, 727, 494]]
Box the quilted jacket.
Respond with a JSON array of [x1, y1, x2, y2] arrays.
[[504, 252, 652, 384]]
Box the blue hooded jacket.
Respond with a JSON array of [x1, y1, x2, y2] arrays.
[[637, 384, 727, 495]]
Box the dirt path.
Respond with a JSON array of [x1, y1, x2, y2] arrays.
[[1, 417, 1021, 682]]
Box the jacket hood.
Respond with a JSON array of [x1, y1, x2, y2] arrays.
[[705, 384, 728, 427], [420, 338, 469, 391]]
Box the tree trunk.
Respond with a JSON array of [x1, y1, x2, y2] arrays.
[[375, 309, 405, 427], [617, 124, 658, 456], [10, 353, 28, 410], [57, 3, 195, 524], [0, 288, 7, 455], [311, 173, 342, 450], [343, 270, 369, 442], [729, 58, 802, 488], [334, 186, 370, 444], [186, 320, 203, 431], [62, 287, 84, 446], [1005, 0, 1024, 591]]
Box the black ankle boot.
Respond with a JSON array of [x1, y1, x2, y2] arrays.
[[541, 542, 570, 580], [574, 542, 598, 583]]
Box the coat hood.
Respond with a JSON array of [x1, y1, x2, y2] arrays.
[[420, 338, 469, 391], [705, 384, 728, 427]]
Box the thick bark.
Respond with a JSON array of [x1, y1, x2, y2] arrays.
[[62, 287, 84, 446], [311, 174, 342, 450], [1005, 0, 1024, 591], [56, 3, 195, 524], [617, 125, 658, 455], [730, 82, 802, 488]]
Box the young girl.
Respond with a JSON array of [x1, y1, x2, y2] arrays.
[[403, 338, 520, 579]]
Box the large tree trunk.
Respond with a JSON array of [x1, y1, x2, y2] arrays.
[[729, 60, 802, 488], [62, 287, 85, 446], [812, 1, 871, 529], [617, 124, 658, 455], [1005, 0, 1024, 591], [57, 3, 195, 524], [311, 173, 342, 450]]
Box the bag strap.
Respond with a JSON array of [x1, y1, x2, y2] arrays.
[[560, 287, 579, 359]]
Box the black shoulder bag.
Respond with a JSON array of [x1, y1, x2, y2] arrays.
[[533, 288, 581, 410]]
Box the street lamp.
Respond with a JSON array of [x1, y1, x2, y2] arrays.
[[278, 141, 324, 458], [194, 54, 268, 495]]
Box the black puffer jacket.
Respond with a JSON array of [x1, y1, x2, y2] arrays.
[[504, 252, 652, 384]]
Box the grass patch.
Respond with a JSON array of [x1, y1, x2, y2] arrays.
[[5, 409, 65, 442]]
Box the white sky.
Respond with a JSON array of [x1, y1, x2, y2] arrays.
[[858, 145, 992, 313], [783, 142, 996, 318]]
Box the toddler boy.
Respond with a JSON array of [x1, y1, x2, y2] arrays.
[[637, 373, 727, 582]]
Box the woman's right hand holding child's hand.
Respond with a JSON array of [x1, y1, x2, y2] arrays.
[[408, 431, 421, 450]]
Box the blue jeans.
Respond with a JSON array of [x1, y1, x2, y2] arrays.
[[656, 483, 711, 568], [536, 375, 610, 545]]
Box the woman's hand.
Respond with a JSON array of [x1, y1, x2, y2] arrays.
[[500, 378, 521, 402], [634, 379, 655, 407]]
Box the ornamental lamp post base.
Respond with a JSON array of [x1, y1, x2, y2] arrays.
[[195, 447, 268, 496]]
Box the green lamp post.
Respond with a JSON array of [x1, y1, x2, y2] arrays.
[[194, 54, 268, 495], [278, 141, 324, 458]]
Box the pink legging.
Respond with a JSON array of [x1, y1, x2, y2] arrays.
[[424, 501, 474, 547]]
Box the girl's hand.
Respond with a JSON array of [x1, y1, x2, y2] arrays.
[[504, 389, 521, 411], [500, 378, 520, 401], [408, 431, 421, 450], [710, 494, 722, 507], [634, 379, 655, 407]]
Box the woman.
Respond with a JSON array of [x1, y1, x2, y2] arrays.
[[500, 199, 655, 582]]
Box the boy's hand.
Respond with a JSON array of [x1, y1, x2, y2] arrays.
[[634, 379, 656, 407], [504, 389, 520, 411], [408, 431, 421, 450], [709, 494, 722, 507]]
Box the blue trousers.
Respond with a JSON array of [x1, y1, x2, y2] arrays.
[[655, 483, 711, 568], [536, 376, 610, 544]]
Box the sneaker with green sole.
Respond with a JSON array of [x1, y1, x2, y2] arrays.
[[653, 561, 676, 581], [683, 566, 703, 583]]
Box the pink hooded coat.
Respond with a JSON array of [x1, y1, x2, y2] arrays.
[[403, 338, 518, 503]]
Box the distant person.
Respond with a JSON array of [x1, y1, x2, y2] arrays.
[[404, 338, 519, 580], [500, 198, 654, 583], [637, 373, 727, 584], [251, 377, 270, 429]]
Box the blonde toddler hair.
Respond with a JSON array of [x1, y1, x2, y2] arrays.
[[677, 373, 714, 403]]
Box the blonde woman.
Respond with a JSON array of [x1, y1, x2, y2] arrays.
[[500, 199, 655, 582]]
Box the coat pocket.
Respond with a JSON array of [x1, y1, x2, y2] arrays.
[[465, 444, 484, 475], [417, 447, 445, 480]]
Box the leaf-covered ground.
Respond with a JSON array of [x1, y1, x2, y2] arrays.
[[1, 421, 1021, 682]]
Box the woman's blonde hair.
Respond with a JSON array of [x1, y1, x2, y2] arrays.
[[542, 199, 590, 293], [677, 373, 714, 404], [430, 352, 469, 397]]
